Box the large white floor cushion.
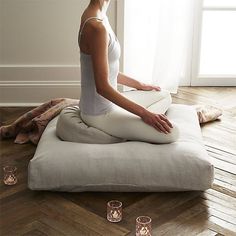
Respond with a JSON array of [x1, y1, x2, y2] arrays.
[[28, 104, 214, 192]]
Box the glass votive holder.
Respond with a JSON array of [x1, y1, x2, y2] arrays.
[[136, 216, 152, 236], [107, 200, 122, 223], [3, 166, 18, 185]]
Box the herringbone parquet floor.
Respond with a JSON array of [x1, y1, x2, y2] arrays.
[[0, 87, 236, 236]]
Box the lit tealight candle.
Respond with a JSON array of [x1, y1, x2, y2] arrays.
[[3, 166, 18, 185], [136, 216, 152, 236], [139, 226, 150, 235], [107, 200, 122, 223], [112, 210, 119, 219]]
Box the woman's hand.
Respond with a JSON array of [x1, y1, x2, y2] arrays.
[[140, 109, 173, 134], [117, 73, 161, 91], [138, 82, 161, 91]]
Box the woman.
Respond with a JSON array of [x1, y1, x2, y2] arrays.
[[78, 0, 180, 143]]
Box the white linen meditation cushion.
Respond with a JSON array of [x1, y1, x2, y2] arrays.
[[28, 104, 214, 192]]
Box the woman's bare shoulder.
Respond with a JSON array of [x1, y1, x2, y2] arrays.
[[79, 14, 109, 52], [85, 18, 106, 35]]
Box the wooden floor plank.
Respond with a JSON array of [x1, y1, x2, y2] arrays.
[[15, 220, 66, 236], [196, 229, 218, 236], [201, 198, 236, 218], [22, 229, 48, 236], [207, 208, 236, 226], [203, 190, 236, 209], [1, 212, 46, 236], [214, 168, 236, 186], [39, 203, 103, 236], [212, 183, 236, 198], [208, 216, 236, 236], [153, 204, 209, 235]]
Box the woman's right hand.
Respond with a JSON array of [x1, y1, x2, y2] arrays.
[[140, 109, 173, 134]]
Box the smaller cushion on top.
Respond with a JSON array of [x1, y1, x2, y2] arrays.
[[56, 106, 125, 144]]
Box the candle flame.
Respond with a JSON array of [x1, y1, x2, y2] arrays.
[[139, 226, 149, 235], [112, 210, 119, 219]]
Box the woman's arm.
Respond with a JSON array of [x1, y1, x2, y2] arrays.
[[89, 21, 172, 133], [117, 72, 161, 91]]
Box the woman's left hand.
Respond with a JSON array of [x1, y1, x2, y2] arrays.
[[138, 83, 161, 91]]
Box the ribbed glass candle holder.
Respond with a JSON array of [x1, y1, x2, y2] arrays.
[[3, 166, 17, 185], [107, 200, 122, 223], [136, 216, 152, 236]]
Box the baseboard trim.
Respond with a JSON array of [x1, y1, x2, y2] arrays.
[[0, 82, 81, 105], [0, 65, 82, 104]]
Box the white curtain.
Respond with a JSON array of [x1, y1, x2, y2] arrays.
[[123, 0, 198, 93]]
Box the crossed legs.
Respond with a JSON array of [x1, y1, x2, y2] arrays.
[[80, 89, 180, 144]]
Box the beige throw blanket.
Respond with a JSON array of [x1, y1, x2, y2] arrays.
[[0, 98, 79, 145]]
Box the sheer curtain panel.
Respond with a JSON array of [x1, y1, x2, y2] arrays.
[[123, 0, 198, 93]]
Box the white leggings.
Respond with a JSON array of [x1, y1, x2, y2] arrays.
[[80, 89, 180, 144]]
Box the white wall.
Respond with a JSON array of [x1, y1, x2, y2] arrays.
[[0, 0, 117, 105]]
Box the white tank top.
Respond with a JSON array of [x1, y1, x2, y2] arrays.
[[78, 16, 121, 115]]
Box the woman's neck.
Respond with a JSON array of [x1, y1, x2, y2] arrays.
[[88, 1, 108, 18]]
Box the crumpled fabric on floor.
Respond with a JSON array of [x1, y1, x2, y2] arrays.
[[0, 98, 79, 145], [192, 104, 223, 124]]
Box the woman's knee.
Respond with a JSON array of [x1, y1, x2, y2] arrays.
[[147, 88, 171, 103], [147, 91, 172, 114], [160, 89, 172, 103], [154, 122, 179, 144], [165, 123, 180, 143]]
